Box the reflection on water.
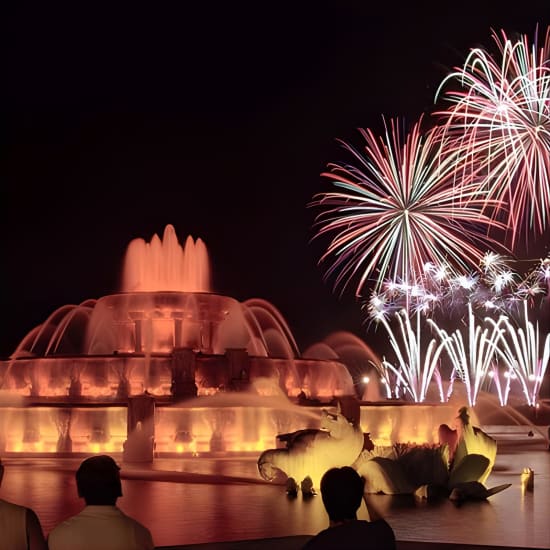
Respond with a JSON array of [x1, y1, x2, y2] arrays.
[[0, 437, 549, 548]]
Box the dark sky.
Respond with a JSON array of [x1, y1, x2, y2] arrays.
[[2, 2, 548, 358]]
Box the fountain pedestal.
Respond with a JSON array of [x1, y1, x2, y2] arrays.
[[226, 348, 251, 392], [171, 348, 198, 398]]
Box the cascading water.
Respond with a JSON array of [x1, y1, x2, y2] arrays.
[[0, 225, 359, 456], [121, 226, 211, 293]]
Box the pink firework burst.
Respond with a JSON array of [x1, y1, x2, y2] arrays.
[[311, 117, 503, 297], [435, 27, 550, 248]]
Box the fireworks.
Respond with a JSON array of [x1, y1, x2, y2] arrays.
[[486, 364, 514, 407], [428, 304, 502, 407], [491, 302, 550, 406], [313, 26, 550, 407], [312, 118, 501, 296], [435, 28, 550, 247], [375, 309, 445, 403], [365, 253, 547, 320], [368, 258, 549, 404]]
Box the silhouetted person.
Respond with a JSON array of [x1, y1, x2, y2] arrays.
[[303, 466, 396, 550], [48, 455, 154, 550], [0, 458, 47, 550]]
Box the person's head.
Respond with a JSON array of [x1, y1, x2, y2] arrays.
[[320, 467, 365, 523], [76, 455, 122, 505]]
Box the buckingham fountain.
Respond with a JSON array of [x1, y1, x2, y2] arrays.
[[0, 225, 466, 460], [0, 225, 358, 458]]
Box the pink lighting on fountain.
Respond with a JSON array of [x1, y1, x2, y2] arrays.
[[122, 225, 211, 293], [0, 225, 361, 457]]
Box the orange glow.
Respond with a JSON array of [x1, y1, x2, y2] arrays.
[[104, 442, 117, 453], [122, 226, 211, 293]]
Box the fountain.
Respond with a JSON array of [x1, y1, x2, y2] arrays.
[[0, 225, 360, 458]]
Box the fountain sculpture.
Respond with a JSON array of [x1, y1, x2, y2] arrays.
[[258, 405, 504, 500], [258, 408, 365, 492], [355, 406, 503, 498]]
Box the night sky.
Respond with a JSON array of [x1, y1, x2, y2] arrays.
[[2, 3, 548, 358]]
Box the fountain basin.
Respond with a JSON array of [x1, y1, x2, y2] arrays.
[[0, 399, 461, 456]]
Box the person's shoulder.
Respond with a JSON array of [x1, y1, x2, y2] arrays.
[[357, 520, 395, 536], [356, 520, 396, 547], [48, 516, 74, 536], [302, 521, 395, 550], [117, 508, 148, 529], [132, 520, 154, 549], [48, 509, 85, 538], [0, 499, 40, 526], [0, 497, 26, 511], [47, 518, 73, 547], [301, 527, 331, 549], [116, 509, 154, 548]]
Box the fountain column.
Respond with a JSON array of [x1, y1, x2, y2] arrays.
[[226, 348, 250, 391], [129, 312, 144, 353], [171, 348, 198, 398], [22, 409, 40, 447], [68, 364, 82, 398], [55, 409, 72, 452]]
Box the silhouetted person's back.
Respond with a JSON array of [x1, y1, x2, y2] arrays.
[[48, 455, 154, 550], [303, 466, 395, 550], [0, 458, 47, 550]]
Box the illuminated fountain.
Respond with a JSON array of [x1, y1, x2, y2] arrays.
[[0, 225, 359, 457]]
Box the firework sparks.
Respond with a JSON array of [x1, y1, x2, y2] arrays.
[[374, 309, 445, 403], [435, 27, 550, 247], [366, 253, 549, 319], [491, 302, 550, 406], [487, 364, 515, 406], [428, 303, 503, 407], [312, 28, 549, 410], [312, 118, 502, 297]]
